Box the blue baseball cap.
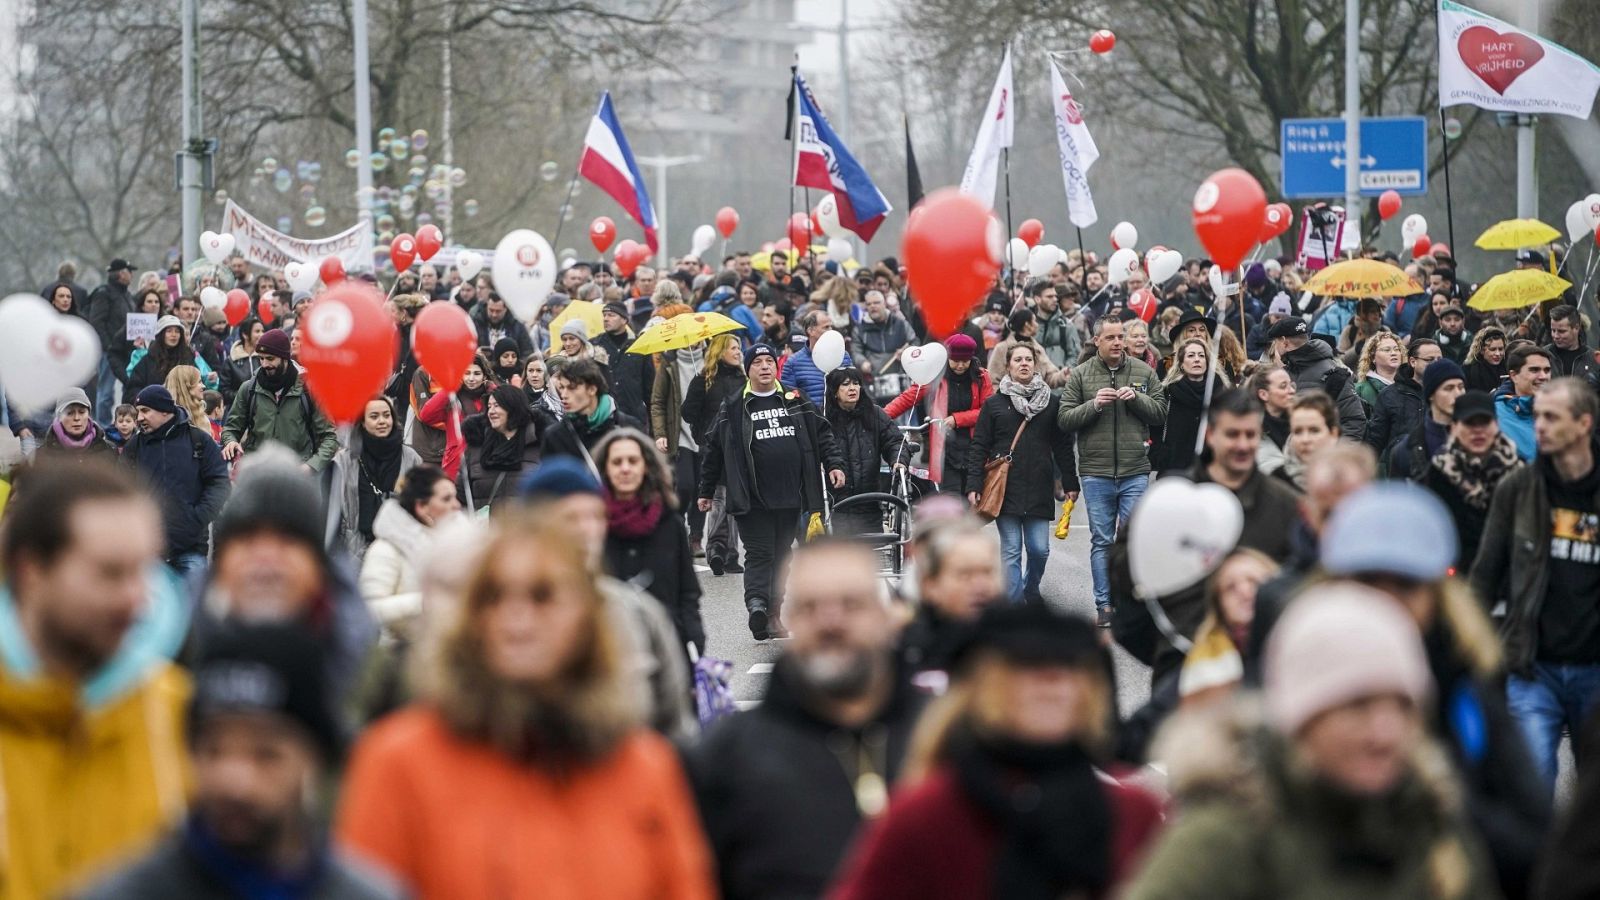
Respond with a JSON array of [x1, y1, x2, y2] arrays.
[[1321, 483, 1458, 582]]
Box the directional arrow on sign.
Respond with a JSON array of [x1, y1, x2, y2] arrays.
[[1330, 155, 1378, 169]]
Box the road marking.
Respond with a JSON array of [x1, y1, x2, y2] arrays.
[[735, 700, 761, 711], [747, 663, 774, 674]]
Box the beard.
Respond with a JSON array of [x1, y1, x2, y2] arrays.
[[257, 362, 296, 392], [39, 607, 130, 677], [196, 795, 290, 857], [792, 645, 883, 700]]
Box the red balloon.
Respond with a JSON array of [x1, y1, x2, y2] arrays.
[[298, 281, 397, 426], [902, 188, 1002, 339], [1017, 219, 1045, 248], [390, 232, 417, 272], [774, 238, 792, 252], [412, 301, 478, 393], [1432, 241, 1452, 258], [1089, 29, 1116, 54], [1412, 235, 1432, 258], [256, 298, 275, 325], [787, 213, 813, 252], [1258, 202, 1293, 244], [614, 239, 644, 278], [1377, 190, 1402, 221], [224, 289, 251, 326], [1128, 288, 1158, 323], [590, 216, 617, 253], [715, 206, 740, 238], [415, 224, 443, 262], [1192, 168, 1267, 271], [319, 255, 345, 286]]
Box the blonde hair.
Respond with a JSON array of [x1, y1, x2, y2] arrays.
[[163, 365, 208, 423], [1356, 330, 1402, 381], [650, 280, 683, 306], [1164, 338, 1214, 386], [703, 333, 739, 385]]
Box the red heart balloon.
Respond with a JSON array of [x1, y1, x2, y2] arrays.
[[614, 239, 643, 278], [902, 188, 1002, 339], [298, 282, 397, 426], [391, 232, 417, 272], [412, 301, 478, 392], [1192, 168, 1267, 271], [1017, 219, 1044, 248], [224, 289, 251, 327], [590, 216, 617, 253], [1089, 29, 1116, 54], [1377, 190, 1402, 222], [1258, 202, 1293, 244], [1412, 234, 1432, 258], [415, 224, 443, 263], [319, 255, 345, 286], [257, 298, 275, 325], [715, 206, 739, 238], [787, 213, 813, 252]]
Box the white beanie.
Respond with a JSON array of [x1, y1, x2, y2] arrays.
[[1264, 583, 1432, 735], [559, 318, 589, 342]]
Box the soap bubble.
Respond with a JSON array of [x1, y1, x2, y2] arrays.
[[449, 167, 467, 187], [410, 129, 429, 150], [539, 161, 558, 182], [273, 168, 292, 192], [304, 206, 327, 227], [345, 149, 362, 168], [464, 198, 479, 218], [212, 190, 228, 206], [369, 152, 388, 172]]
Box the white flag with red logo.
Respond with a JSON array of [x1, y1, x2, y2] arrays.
[[959, 46, 1014, 209], [1438, 0, 1600, 119], [1049, 60, 1099, 229]]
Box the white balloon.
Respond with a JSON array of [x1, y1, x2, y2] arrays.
[[812, 329, 846, 374], [1567, 200, 1591, 243], [826, 237, 854, 262], [1007, 238, 1030, 271], [1027, 245, 1057, 278], [0, 294, 102, 415], [901, 342, 949, 387], [691, 224, 717, 257], [816, 194, 849, 239], [455, 250, 484, 282], [199, 286, 227, 310], [1107, 248, 1141, 286], [1208, 265, 1240, 297], [1147, 249, 1183, 285], [1401, 213, 1428, 247], [201, 231, 235, 265], [284, 261, 318, 293], [1110, 221, 1138, 251], [1055, 245, 1071, 266], [491, 229, 557, 323], [1584, 194, 1600, 233], [1127, 477, 1244, 598]]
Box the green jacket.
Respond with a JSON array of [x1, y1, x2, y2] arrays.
[[220, 376, 339, 471], [1057, 354, 1167, 478]]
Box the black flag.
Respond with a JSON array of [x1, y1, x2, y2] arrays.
[[904, 116, 924, 209]]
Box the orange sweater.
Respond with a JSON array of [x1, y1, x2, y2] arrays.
[[336, 706, 715, 900]]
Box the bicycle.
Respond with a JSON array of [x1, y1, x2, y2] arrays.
[[828, 421, 930, 579]]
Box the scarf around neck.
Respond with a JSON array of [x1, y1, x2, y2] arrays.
[[50, 419, 100, 450], [604, 492, 664, 539], [573, 394, 616, 430], [997, 374, 1051, 419], [357, 427, 405, 540], [1431, 433, 1521, 510]]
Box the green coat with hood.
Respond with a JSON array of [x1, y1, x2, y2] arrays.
[[1057, 354, 1167, 478], [220, 374, 340, 471]]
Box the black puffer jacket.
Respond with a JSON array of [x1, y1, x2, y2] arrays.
[[1280, 338, 1368, 442], [1151, 374, 1226, 473], [824, 400, 905, 499], [1364, 364, 1424, 457], [682, 365, 746, 446], [604, 508, 705, 653], [968, 391, 1079, 520]]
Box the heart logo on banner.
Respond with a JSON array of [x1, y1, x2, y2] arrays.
[[1458, 26, 1544, 95]]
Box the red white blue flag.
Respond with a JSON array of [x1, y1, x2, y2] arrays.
[[580, 92, 658, 252], [791, 72, 891, 242]]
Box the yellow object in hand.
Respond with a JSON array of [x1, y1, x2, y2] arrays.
[[1054, 498, 1074, 540]]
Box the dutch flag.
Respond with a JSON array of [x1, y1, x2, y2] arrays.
[[580, 92, 659, 253]]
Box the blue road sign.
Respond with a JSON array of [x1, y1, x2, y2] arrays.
[[1280, 116, 1429, 199]]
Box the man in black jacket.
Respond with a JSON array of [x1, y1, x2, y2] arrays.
[[1388, 358, 1465, 479], [123, 386, 230, 577], [86, 257, 136, 423], [687, 540, 923, 900], [1270, 316, 1369, 442], [699, 343, 845, 640], [591, 301, 654, 426], [1364, 335, 1440, 456], [1544, 304, 1600, 384], [542, 358, 643, 461]]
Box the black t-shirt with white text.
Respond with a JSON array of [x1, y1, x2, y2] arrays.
[[747, 391, 804, 509], [1538, 460, 1600, 664]]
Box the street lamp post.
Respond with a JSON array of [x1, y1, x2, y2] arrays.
[[635, 154, 702, 267]]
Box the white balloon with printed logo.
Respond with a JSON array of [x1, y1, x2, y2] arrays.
[[1401, 214, 1428, 248], [901, 342, 949, 386], [1027, 245, 1058, 278], [1147, 249, 1183, 285], [1107, 248, 1141, 286], [284, 261, 318, 293], [491, 229, 556, 323], [200, 231, 235, 265], [816, 193, 850, 239], [455, 250, 484, 282], [1110, 221, 1138, 251], [0, 294, 102, 415], [1128, 477, 1244, 598]]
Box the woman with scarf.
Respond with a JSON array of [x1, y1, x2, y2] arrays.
[[824, 366, 905, 535], [1463, 326, 1508, 394], [460, 384, 542, 513], [884, 334, 993, 496], [332, 395, 422, 557], [1152, 338, 1229, 474], [359, 464, 462, 636], [1250, 365, 1298, 482], [221, 317, 265, 403], [490, 337, 523, 385], [33, 386, 115, 463], [127, 315, 217, 394], [1421, 389, 1522, 569], [595, 428, 706, 659], [522, 353, 563, 418], [417, 353, 494, 479], [967, 344, 1078, 603], [831, 603, 1163, 900]]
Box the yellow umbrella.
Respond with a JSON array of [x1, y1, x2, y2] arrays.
[[1302, 259, 1420, 297], [627, 311, 744, 355], [548, 300, 604, 339], [1475, 218, 1561, 251], [1467, 269, 1572, 311]]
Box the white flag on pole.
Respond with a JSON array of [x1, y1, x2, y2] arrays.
[[958, 46, 1014, 209], [1438, 0, 1600, 119], [1049, 60, 1100, 230]]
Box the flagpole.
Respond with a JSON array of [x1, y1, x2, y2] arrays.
[[551, 168, 581, 253], [788, 62, 800, 249], [1002, 147, 1015, 293], [1436, 109, 1457, 258], [1074, 227, 1090, 300]]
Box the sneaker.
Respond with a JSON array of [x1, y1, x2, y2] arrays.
[[749, 609, 770, 641], [724, 560, 744, 574], [708, 557, 725, 577], [1096, 608, 1113, 629], [691, 539, 706, 559]]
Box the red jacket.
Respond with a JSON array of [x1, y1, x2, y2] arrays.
[[829, 765, 1162, 900], [418, 389, 489, 481], [883, 368, 993, 484]]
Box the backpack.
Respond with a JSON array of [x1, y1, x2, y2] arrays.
[[235, 377, 316, 443]]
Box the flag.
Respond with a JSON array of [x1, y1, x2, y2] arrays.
[[1048, 59, 1099, 229], [579, 91, 658, 253], [958, 46, 1014, 209], [792, 71, 892, 241], [904, 117, 924, 209], [1438, 0, 1600, 119]]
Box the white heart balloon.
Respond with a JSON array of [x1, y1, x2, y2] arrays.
[[901, 342, 949, 386], [492, 229, 556, 323], [0, 294, 102, 415], [826, 237, 854, 263], [1148, 249, 1183, 285], [1007, 238, 1030, 271], [1027, 245, 1057, 278], [1107, 248, 1141, 286], [284, 261, 317, 293], [816, 193, 850, 239], [455, 250, 484, 282], [811, 329, 846, 374], [201, 231, 235, 265], [1127, 477, 1245, 598], [199, 286, 227, 310], [1208, 264, 1238, 297], [1566, 200, 1591, 243], [1110, 221, 1138, 251], [1401, 213, 1428, 248], [691, 224, 717, 257]]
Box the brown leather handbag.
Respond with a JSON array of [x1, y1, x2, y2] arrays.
[[975, 418, 1029, 522]]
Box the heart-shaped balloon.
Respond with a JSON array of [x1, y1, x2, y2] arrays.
[[812, 330, 846, 375], [1027, 244, 1058, 278], [1107, 248, 1141, 286], [455, 250, 484, 282], [284, 261, 318, 293], [1147, 249, 1183, 285], [1400, 213, 1428, 248], [0, 294, 102, 414], [902, 342, 949, 386], [199, 286, 227, 310], [201, 231, 236, 265], [1208, 265, 1238, 297], [1127, 476, 1245, 598]]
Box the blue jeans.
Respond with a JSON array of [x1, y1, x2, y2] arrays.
[[1507, 661, 1600, 793], [995, 515, 1052, 603], [168, 552, 209, 580], [94, 357, 119, 425], [1080, 475, 1148, 611]]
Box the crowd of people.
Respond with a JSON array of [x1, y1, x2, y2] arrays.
[[1, 235, 1599, 900]]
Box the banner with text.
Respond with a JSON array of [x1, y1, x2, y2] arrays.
[[220, 200, 375, 272]]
